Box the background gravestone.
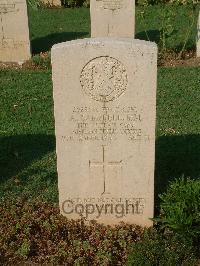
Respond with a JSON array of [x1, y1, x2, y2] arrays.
[[197, 11, 200, 57], [0, 0, 31, 62], [52, 38, 157, 227], [90, 0, 135, 38]]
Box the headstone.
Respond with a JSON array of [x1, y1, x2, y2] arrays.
[[0, 0, 31, 62], [52, 38, 157, 227], [41, 0, 61, 6], [197, 11, 200, 57], [90, 0, 135, 38]]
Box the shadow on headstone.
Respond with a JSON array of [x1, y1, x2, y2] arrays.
[[0, 134, 55, 183], [31, 32, 89, 54], [155, 134, 200, 210]]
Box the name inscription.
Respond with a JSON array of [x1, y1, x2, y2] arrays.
[[61, 105, 149, 142], [102, 0, 123, 10]]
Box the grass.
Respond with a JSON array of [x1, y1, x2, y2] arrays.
[[29, 8, 90, 54], [0, 67, 199, 206], [28, 5, 199, 54], [156, 67, 200, 204], [0, 70, 57, 203]]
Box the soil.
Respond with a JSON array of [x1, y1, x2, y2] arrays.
[[159, 50, 200, 67], [0, 60, 49, 71], [0, 61, 46, 70], [163, 57, 200, 67]]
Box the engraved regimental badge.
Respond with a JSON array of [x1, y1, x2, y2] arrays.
[[80, 56, 128, 103]]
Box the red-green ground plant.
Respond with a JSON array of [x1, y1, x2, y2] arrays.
[[127, 228, 197, 265], [0, 199, 143, 265]]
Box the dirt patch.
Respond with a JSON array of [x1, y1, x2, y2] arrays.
[[159, 50, 200, 67], [0, 62, 23, 70], [0, 61, 48, 71], [0, 52, 50, 70], [162, 57, 200, 67]]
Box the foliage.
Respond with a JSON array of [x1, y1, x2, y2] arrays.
[[155, 178, 200, 242], [138, 4, 199, 56], [137, 0, 199, 5], [130, 178, 200, 265], [61, 0, 199, 7], [168, 0, 199, 5], [158, 6, 176, 51], [1, 199, 199, 264], [31, 52, 51, 69], [28, 0, 200, 8], [0, 199, 143, 264], [28, 5, 199, 56], [27, 0, 41, 9], [127, 228, 197, 266], [61, 0, 85, 7], [177, 5, 197, 58]]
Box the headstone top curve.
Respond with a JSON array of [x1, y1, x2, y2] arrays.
[[51, 37, 157, 52]]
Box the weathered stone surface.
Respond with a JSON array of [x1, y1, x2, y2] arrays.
[[52, 38, 157, 226], [0, 0, 31, 62], [197, 11, 200, 57], [90, 0, 135, 38]]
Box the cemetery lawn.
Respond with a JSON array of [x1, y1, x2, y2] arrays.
[[29, 5, 199, 55], [0, 66, 199, 264], [0, 4, 200, 264], [0, 66, 199, 205]]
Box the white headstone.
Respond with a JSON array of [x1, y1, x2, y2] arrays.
[[52, 38, 157, 227], [90, 0, 135, 38], [0, 0, 31, 62]]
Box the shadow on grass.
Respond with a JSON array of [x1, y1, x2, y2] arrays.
[[136, 29, 161, 43], [172, 40, 196, 53], [155, 134, 200, 209], [31, 31, 89, 54], [0, 134, 55, 184], [135, 29, 196, 52]]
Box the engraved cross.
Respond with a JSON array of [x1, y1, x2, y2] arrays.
[[89, 145, 122, 195]]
